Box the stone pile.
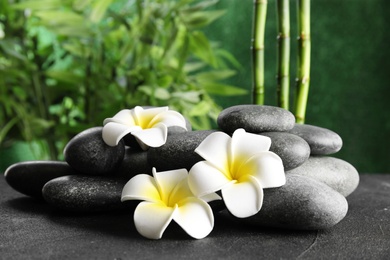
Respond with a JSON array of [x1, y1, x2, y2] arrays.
[[4, 105, 359, 230]]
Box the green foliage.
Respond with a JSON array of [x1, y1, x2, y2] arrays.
[[0, 0, 245, 159]]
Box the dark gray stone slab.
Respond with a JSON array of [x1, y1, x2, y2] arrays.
[[287, 124, 343, 155], [1, 174, 389, 259], [64, 127, 125, 175], [217, 105, 295, 133], [147, 130, 216, 171], [42, 175, 127, 212], [242, 174, 348, 230], [260, 132, 310, 171], [286, 156, 359, 197], [4, 161, 76, 199]]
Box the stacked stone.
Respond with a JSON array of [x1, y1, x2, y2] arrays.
[[4, 105, 359, 230]]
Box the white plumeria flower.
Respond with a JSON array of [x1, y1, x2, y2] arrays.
[[102, 106, 187, 150], [121, 168, 220, 239], [188, 128, 285, 218]]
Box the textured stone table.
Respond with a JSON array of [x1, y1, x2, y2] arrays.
[[1, 174, 389, 259]]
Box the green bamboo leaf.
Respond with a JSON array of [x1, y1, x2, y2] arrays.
[[171, 91, 201, 103], [90, 0, 114, 23], [181, 0, 219, 13], [181, 10, 226, 29], [11, 0, 63, 10], [63, 43, 91, 57], [183, 62, 206, 73], [12, 87, 28, 101], [138, 85, 153, 96], [157, 75, 173, 88], [0, 117, 19, 144], [34, 10, 85, 26], [189, 31, 216, 66], [202, 83, 247, 96], [173, 0, 195, 9], [47, 25, 91, 37], [189, 101, 211, 116], [196, 70, 236, 83], [214, 49, 243, 70], [0, 41, 28, 62], [154, 88, 171, 100], [45, 70, 82, 84], [73, 0, 93, 11]]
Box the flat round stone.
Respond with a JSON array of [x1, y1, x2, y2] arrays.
[[287, 124, 343, 155], [243, 174, 348, 230], [260, 132, 310, 171], [148, 130, 216, 171], [42, 175, 127, 212], [286, 156, 359, 197], [217, 105, 295, 133], [4, 161, 76, 199], [64, 127, 125, 175], [114, 147, 152, 181]]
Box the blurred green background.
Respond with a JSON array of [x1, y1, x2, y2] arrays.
[[204, 0, 390, 173], [1, 0, 389, 173]]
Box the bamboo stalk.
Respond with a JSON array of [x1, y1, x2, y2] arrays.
[[252, 0, 267, 105], [294, 0, 311, 123], [276, 0, 290, 110]]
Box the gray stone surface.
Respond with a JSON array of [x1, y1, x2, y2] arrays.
[[287, 124, 343, 155], [260, 132, 310, 171], [243, 174, 348, 230], [286, 156, 360, 197], [4, 161, 76, 199], [217, 105, 295, 133], [148, 130, 216, 171], [42, 175, 127, 212], [64, 127, 125, 175], [1, 174, 389, 259], [115, 147, 152, 181]]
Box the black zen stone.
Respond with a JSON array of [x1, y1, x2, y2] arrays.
[[217, 105, 295, 133], [114, 147, 152, 181], [286, 156, 359, 197], [4, 161, 76, 199], [42, 175, 127, 212], [287, 124, 343, 155], [260, 132, 310, 171], [64, 127, 125, 175], [243, 174, 348, 230], [148, 130, 216, 171]]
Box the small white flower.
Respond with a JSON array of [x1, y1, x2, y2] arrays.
[[102, 106, 187, 150], [121, 168, 220, 239], [188, 128, 286, 218]]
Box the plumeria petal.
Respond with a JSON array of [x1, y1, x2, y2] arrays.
[[168, 178, 197, 207], [103, 109, 135, 126], [133, 201, 176, 239], [239, 151, 285, 188], [153, 168, 188, 205], [200, 193, 222, 203], [188, 161, 233, 197], [149, 110, 187, 130], [102, 122, 141, 146], [174, 197, 214, 239], [132, 122, 168, 149], [221, 175, 264, 218], [133, 106, 169, 128], [230, 129, 271, 174], [194, 132, 231, 174], [121, 174, 160, 203]]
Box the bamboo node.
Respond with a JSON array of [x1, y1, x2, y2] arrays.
[[254, 0, 267, 4], [277, 33, 290, 40]]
